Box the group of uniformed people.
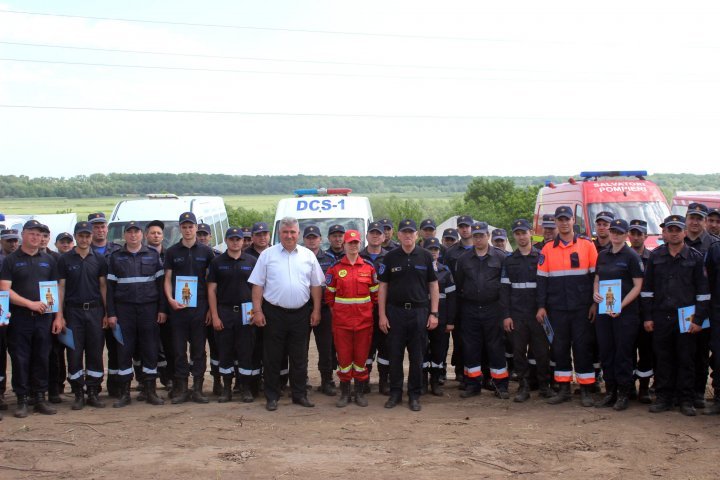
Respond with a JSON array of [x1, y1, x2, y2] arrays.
[[1, 203, 720, 418]]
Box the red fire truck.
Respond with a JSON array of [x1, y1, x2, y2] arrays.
[[533, 171, 671, 248]]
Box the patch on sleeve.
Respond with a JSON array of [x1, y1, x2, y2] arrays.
[[378, 263, 386, 275], [538, 254, 545, 266], [325, 273, 333, 285], [638, 261, 645, 273]]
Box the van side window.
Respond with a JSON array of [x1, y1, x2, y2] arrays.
[[574, 205, 586, 235]]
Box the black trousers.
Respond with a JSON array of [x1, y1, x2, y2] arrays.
[[595, 312, 641, 388], [386, 304, 427, 400], [116, 303, 160, 382], [653, 312, 696, 403], [635, 325, 654, 380], [0, 328, 6, 394], [461, 302, 508, 389], [8, 313, 53, 396], [424, 320, 449, 375], [157, 321, 174, 382], [65, 306, 105, 388], [308, 305, 335, 380], [215, 305, 256, 382], [105, 327, 119, 380], [712, 311, 720, 391], [171, 304, 208, 379], [262, 300, 311, 402], [367, 307, 389, 372], [48, 336, 66, 395], [511, 314, 550, 386], [548, 307, 595, 385], [207, 324, 220, 378]]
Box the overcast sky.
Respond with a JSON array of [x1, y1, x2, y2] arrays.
[[1, 1, 719, 178]]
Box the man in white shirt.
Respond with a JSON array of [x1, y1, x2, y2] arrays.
[[249, 217, 325, 411]]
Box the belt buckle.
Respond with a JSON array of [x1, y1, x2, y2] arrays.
[[403, 303, 412, 310], [233, 306, 240, 313], [83, 302, 91, 311]]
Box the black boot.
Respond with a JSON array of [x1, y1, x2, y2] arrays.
[[693, 391, 706, 409], [144, 379, 164, 405], [580, 385, 595, 407], [336, 381, 350, 408], [86, 387, 105, 408], [136, 381, 147, 402], [0, 393, 7, 410], [378, 366, 390, 396], [212, 374, 223, 396], [595, 383, 617, 408], [704, 390, 720, 415], [430, 373, 444, 397], [71, 387, 85, 411], [171, 378, 191, 404], [613, 385, 630, 411], [421, 371, 429, 395], [320, 373, 337, 396], [638, 377, 652, 404], [240, 381, 254, 403], [34, 392, 57, 415], [107, 375, 119, 398], [355, 379, 368, 407], [191, 377, 209, 404], [218, 377, 233, 403], [14, 395, 28, 418], [514, 379, 530, 403], [112, 382, 132, 408], [547, 382, 571, 404]]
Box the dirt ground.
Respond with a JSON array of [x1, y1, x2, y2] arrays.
[[1, 345, 719, 480]]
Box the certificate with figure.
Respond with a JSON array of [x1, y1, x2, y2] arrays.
[[598, 279, 622, 315], [175, 276, 198, 308], [39, 281, 59, 313]]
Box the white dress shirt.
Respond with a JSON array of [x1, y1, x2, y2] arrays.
[[248, 243, 325, 309]]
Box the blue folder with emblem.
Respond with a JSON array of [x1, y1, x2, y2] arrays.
[[598, 279, 622, 315], [175, 276, 198, 308], [542, 315, 554, 344], [678, 305, 710, 333], [0, 291, 10, 326], [39, 281, 59, 313], [58, 327, 75, 350], [112, 322, 125, 346], [241, 302, 253, 325]]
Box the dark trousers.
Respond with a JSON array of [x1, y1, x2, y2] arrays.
[[595, 312, 641, 387], [653, 312, 696, 403], [424, 321, 449, 375], [157, 321, 174, 383], [548, 307, 595, 385], [48, 337, 66, 395], [8, 313, 53, 396], [116, 303, 160, 382], [308, 305, 335, 381], [207, 324, 220, 378], [694, 328, 711, 396], [511, 314, 550, 386], [635, 326, 654, 379], [712, 312, 720, 391], [262, 300, 311, 402], [171, 304, 208, 379], [0, 328, 6, 394], [105, 327, 119, 380], [461, 302, 508, 389], [367, 308, 389, 372], [386, 304, 427, 400], [450, 320, 464, 378], [215, 306, 256, 381], [65, 306, 105, 388]]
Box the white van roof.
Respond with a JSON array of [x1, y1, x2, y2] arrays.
[[110, 196, 224, 222]]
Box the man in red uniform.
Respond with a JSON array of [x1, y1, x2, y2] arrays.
[[325, 230, 378, 407]]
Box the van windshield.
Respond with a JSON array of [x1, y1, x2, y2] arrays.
[[587, 201, 670, 235], [273, 218, 367, 251], [108, 221, 181, 250]]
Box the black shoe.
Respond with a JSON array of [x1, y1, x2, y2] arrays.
[[218, 377, 233, 403], [430, 375, 444, 397], [34, 393, 57, 415], [703, 398, 720, 415], [144, 380, 164, 405], [354, 380, 368, 407], [320, 381, 337, 397], [408, 398, 421, 411], [240, 384, 254, 403], [265, 399, 278, 411], [495, 389, 510, 400], [14, 395, 28, 418], [580, 385, 595, 407], [680, 402, 697, 416], [336, 382, 350, 408], [613, 395, 629, 411], [212, 376, 223, 396], [378, 372, 390, 396], [86, 387, 106, 408], [71, 390, 85, 410], [547, 383, 572, 405], [514, 381, 530, 403], [292, 396, 314, 408], [191, 377, 209, 404], [460, 388, 481, 399], [595, 384, 617, 408], [693, 392, 706, 409], [384, 396, 400, 409], [648, 400, 672, 413], [171, 378, 191, 405], [113, 382, 132, 408], [48, 393, 63, 404]]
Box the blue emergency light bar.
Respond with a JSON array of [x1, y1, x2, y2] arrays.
[[580, 170, 647, 179]]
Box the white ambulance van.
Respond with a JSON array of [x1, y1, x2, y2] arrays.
[[272, 188, 373, 250], [107, 194, 229, 251]]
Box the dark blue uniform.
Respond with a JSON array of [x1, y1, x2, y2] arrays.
[[360, 246, 389, 392], [443, 242, 473, 383], [423, 263, 455, 385], [311, 250, 337, 391], [704, 241, 720, 411]]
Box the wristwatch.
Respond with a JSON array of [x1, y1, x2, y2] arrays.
[[430, 312, 439, 318]]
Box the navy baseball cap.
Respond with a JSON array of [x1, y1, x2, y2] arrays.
[[1, 229, 20, 240], [661, 215, 686, 229], [420, 218, 436, 230], [197, 223, 211, 234], [609, 219, 629, 234], [225, 227, 243, 239], [541, 214, 556, 228], [687, 202, 709, 218], [328, 224, 346, 236], [367, 221, 384, 234], [146, 220, 165, 231], [492, 228, 508, 240], [595, 211, 615, 223], [88, 212, 108, 224], [472, 222, 489, 234], [456, 215, 473, 227], [423, 237, 442, 250], [124, 221, 141, 232], [442, 228, 459, 240], [379, 218, 394, 229], [179, 212, 197, 225], [23, 219, 43, 231], [241, 226, 252, 238], [74, 221, 93, 235], [708, 208, 720, 218], [56, 232, 73, 242], [38, 224, 50, 234], [512, 219, 531, 232], [554, 206, 573, 219], [628, 219, 647, 233], [398, 219, 417, 232], [252, 222, 269, 234], [303, 225, 321, 238]]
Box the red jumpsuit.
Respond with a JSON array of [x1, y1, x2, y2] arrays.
[[325, 256, 378, 382]]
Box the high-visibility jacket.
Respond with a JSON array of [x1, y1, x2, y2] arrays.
[[325, 256, 378, 329], [536, 234, 597, 311]]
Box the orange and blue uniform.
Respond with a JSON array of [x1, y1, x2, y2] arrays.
[[325, 256, 378, 382]]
